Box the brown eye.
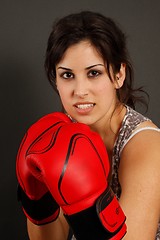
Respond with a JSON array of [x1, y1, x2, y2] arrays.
[[88, 70, 101, 77], [62, 72, 74, 79]]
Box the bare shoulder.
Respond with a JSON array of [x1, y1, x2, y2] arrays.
[[120, 120, 160, 166], [118, 121, 160, 239], [119, 119, 160, 191]]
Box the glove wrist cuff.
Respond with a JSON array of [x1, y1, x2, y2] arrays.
[[18, 185, 60, 225], [64, 187, 126, 240]]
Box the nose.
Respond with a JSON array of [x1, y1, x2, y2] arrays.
[[74, 92, 88, 98], [73, 79, 89, 98]]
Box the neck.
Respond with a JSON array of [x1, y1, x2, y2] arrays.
[[90, 104, 126, 155]]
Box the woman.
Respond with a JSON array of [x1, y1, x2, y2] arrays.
[[24, 11, 160, 239]]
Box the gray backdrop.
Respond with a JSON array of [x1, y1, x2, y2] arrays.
[[1, 0, 160, 239]]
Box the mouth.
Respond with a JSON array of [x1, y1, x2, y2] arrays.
[[75, 103, 95, 109], [73, 103, 95, 114]]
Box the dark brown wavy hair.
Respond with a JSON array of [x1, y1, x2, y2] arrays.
[[44, 11, 148, 110]]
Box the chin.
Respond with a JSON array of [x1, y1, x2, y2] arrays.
[[76, 118, 95, 126], [69, 113, 97, 126]]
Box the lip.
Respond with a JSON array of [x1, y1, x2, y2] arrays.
[[73, 102, 95, 114]]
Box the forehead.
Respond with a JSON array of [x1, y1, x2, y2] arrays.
[[56, 40, 104, 67]]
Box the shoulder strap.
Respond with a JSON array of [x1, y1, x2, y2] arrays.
[[120, 127, 160, 155]]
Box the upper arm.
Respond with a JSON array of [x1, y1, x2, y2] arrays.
[[118, 130, 160, 239]]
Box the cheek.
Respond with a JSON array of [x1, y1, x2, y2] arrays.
[[97, 81, 115, 96], [97, 82, 117, 105], [57, 87, 72, 110], [57, 82, 70, 97], [57, 79, 73, 96], [58, 91, 68, 104]]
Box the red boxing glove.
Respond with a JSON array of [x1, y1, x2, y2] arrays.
[[25, 119, 127, 239], [16, 112, 71, 225]]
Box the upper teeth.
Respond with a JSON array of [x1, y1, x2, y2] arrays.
[[77, 104, 94, 109]]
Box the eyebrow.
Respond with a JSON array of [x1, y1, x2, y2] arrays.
[[57, 66, 72, 71], [85, 64, 104, 70], [57, 64, 104, 71]]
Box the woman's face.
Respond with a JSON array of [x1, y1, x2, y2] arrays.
[[56, 40, 124, 127]]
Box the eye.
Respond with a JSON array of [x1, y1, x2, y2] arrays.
[[88, 70, 101, 78], [61, 72, 74, 79]]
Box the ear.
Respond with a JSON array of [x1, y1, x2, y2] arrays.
[[114, 63, 126, 89]]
